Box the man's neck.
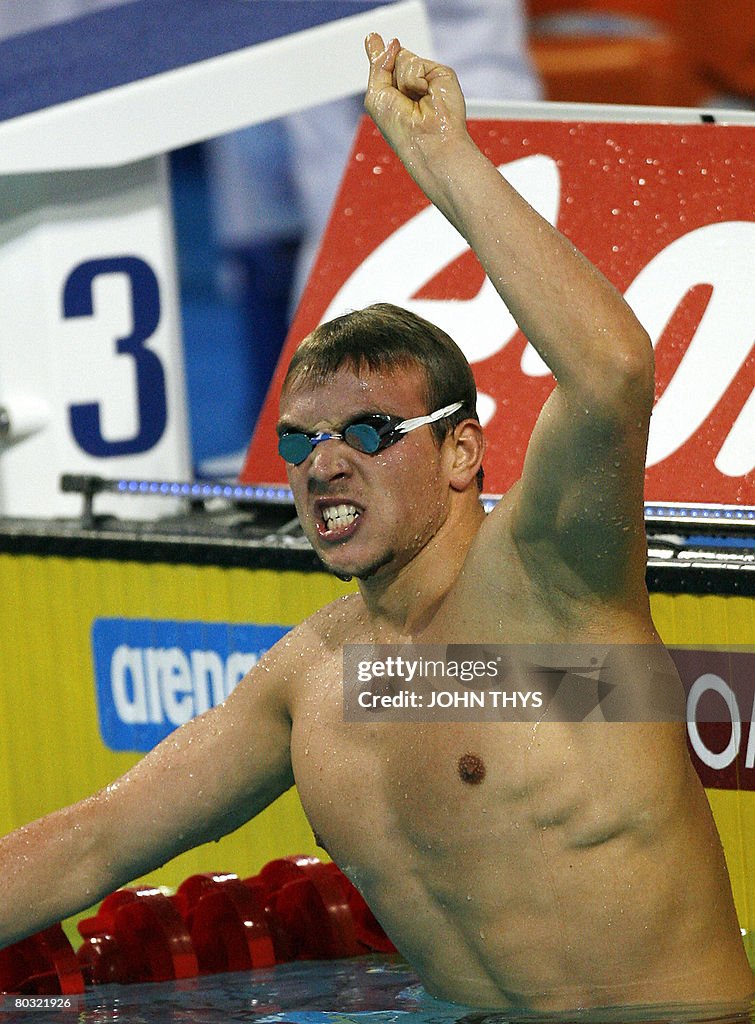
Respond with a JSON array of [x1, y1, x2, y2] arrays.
[[356, 497, 485, 636]]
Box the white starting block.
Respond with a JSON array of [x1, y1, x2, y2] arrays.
[[0, 0, 431, 518]]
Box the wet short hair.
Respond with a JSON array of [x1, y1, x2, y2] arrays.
[[282, 303, 484, 488]]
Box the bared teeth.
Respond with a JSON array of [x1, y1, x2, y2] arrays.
[[322, 503, 359, 530]]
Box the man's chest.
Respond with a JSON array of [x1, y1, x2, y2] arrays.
[[287, 652, 578, 863]]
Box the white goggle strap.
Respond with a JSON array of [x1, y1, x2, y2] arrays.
[[396, 401, 464, 436]]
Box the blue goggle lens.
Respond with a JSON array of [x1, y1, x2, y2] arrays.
[[278, 432, 318, 465], [343, 421, 384, 453]]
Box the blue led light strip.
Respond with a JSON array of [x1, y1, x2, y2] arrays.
[[481, 496, 755, 524], [81, 479, 755, 524], [643, 502, 755, 523], [112, 478, 294, 505]]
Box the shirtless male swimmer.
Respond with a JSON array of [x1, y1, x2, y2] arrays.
[[0, 36, 752, 1012]]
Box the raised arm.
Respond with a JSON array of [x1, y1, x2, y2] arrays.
[[364, 35, 655, 604], [0, 647, 294, 949]]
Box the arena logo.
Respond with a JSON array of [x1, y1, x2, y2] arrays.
[[91, 618, 289, 752]]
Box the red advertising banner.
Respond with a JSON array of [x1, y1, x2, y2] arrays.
[[672, 648, 754, 791], [242, 116, 754, 506]]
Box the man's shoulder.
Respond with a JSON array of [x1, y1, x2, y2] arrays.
[[254, 593, 364, 713], [267, 592, 364, 667], [299, 592, 364, 641]]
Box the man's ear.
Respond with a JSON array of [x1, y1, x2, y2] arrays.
[[445, 419, 485, 492]]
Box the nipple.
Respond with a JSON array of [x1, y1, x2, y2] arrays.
[[457, 752, 486, 785]]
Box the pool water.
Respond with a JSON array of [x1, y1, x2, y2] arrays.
[[11, 955, 754, 1024]]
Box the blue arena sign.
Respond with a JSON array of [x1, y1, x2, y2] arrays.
[[91, 618, 290, 752]]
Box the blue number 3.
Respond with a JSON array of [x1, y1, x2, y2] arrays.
[[63, 256, 167, 457]]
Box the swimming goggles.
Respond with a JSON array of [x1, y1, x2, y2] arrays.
[[278, 401, 464, 466]]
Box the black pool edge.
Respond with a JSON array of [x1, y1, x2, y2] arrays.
[[0, 516, 752, 596]]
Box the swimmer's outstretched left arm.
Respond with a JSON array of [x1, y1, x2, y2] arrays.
[[364, 34, 655, 605], [0, 641, 295, 950]]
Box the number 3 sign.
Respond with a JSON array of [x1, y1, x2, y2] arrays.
[[63, 256, 166, 459], [0, 158, 190, 517]]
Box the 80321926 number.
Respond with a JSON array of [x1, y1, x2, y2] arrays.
[[1, 995, 82, 1012]]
